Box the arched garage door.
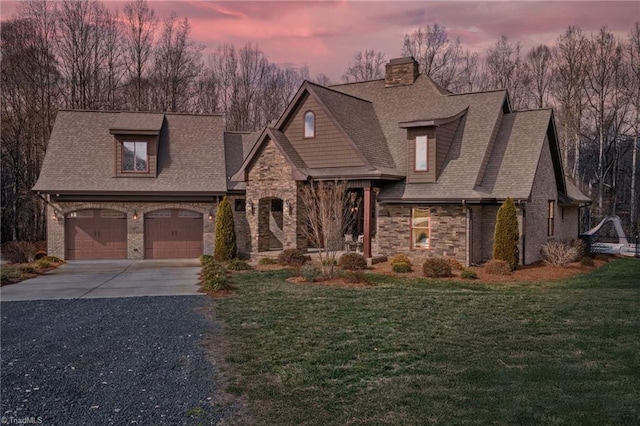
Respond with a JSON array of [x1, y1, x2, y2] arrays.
[[144, 209, 203, 259], [65, 209, 127, 260]]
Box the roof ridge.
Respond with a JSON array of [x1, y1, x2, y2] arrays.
[[447, 88, 507, 97], [305, 80, 373, 104]]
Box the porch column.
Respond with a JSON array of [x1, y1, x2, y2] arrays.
[[363, 187, 372, 258]]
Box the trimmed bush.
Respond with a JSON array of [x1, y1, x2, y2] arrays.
[[300, 264, 321, 283], [391, 262, 412, 273], [461, 269, 478, 279], [277, 249, 309, 266], [18, 265, 36, 274], [422, 258, 452, 278], [321, 258, 338, 267], [573, 238, 588, 259], [34, 258, 53, 269], [580, 256, 595, 266], [389, 254, 412, 266], [214, 197, 237, 262], [492, 197, 519, 270], [341, 270, 370, 284], [446, 258, 464, 271], [201, 261, 229, 291], [258, 257, 278, 266], [200, 254, 214, 265], [227, 259, 252, 271], [339, 253, 367, 270], [1, 267, 21, 284], [541, 240, 579, 266], [485, 259, 512, 275], [2, 241, 36, 264]]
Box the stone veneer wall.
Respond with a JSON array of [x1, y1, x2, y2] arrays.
[[376, 203, 467, 264], [47, 200, 216, 260], [245, 140, 306, 257]]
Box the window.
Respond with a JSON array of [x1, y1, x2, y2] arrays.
[[548, 200, 555, 236], [303, 111, 315, 138], [271, 199, 283, 212], [235, 199, 246, 212], [123, 141, 148, 172], [415, 136, 428, 171], [411, 208, 430, 249]]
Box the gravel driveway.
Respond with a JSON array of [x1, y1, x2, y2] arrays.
[[1, 296, 233, 425]]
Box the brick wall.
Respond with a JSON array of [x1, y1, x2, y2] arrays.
[[376, 203, 467, 264], [245, 140, 304, 257]]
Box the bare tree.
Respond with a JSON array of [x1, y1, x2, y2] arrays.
[[551, 27, 589, 179], [342, 50, 386, 83], [123, 0, 157, 111], [299, 180, 353, 278], [151, 12, 203, 112], [484, 35, 526, 109], [523, 44, 553, 109], [624, 22, 640, 229], [402, 23, 465, 90]]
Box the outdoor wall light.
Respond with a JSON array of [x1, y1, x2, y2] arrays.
[[208, 211, 213, 221], [52, 211, 58, 220], [133, 211, 138, 220]]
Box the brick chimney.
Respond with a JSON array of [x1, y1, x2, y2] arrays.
[[385, 57, 419, 87]]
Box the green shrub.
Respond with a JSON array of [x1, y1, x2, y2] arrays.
[[1, 241, 36, 264], [391, 262, 412, 273], [1, 267, 21, 284], [338, 253, 367, 270], [321, 258, 337, 267], [43, 256, 64, 264], [422, 258, 452, 278], [34, 258, 53, 269], [485, 259, 512, 275], [278, 249, 309, 266], [541, 240, 579, 266], [492, 197, 519, 271], [389, 254, 412, 266], [580, 256, 595, 266], [201, 261, 229, 291], [18, 265, 36, 274], [258, 257, 278, 266], [300, 264, 321, 283], [214, 197, 237, 262], [446, 258, 464, 271], [461, 269, 478, 279], [200, 254, 214, 265], [341, 270, 370, 284], [227, 259, 252, 271]]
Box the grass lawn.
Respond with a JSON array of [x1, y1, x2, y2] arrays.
[[214, 259, 640, 425]]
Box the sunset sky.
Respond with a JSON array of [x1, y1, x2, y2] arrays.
[[1, 1, 637, 81]]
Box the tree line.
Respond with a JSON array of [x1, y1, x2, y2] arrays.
[[1, 0, 638, 243]]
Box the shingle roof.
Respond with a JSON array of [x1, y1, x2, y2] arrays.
[[224, 131, 260, 191], [33, 110, 227, 194], [109, 113, 164, 134]]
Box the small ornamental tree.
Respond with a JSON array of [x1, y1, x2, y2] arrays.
[[492, 197, 519, 270], [214, 197, 237, 261]]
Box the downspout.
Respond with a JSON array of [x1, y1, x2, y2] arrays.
[[463, 199, 471, 267]]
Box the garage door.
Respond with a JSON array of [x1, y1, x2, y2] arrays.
[[66, 209, 127, 260], [144, 210, 203, 259]]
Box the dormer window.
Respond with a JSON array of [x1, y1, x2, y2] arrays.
[[123, 141, 148, 172], [415, 135, 428, 171], [304, 111, 315, 138]]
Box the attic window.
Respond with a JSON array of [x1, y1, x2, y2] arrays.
[[123, 141, 148, 172], [415, 136, 428, 171], [303, 111, 315, 138]]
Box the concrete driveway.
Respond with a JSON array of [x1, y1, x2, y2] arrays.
[[0, 259, 203, 301]]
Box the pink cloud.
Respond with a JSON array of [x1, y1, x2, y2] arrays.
[[1, 1, 636, 82]]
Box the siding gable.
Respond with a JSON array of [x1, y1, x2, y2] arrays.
[[282, 93, 364, 169]]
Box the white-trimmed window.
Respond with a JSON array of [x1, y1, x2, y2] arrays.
[[303, 111, 315, 138], [411, 207, 430, 249], [123, 141, 148, 172], [415, 136, 428, 171]]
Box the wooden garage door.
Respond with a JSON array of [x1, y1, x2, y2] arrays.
[[144, 210, 203, 259], [66, 209, 127, 260]]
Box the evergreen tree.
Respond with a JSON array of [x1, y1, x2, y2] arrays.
[[214, 197, 236, 261], [492, 197, 520, 270]]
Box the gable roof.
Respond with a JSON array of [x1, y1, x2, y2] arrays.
[[33, 110, 227, 195]]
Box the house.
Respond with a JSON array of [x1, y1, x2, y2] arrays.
[[231, 57, 590, 265], [35, 57, 589, 265], [33, 111, 254, 260]]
